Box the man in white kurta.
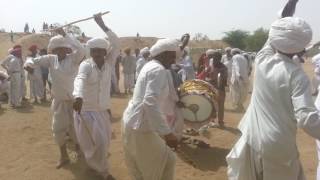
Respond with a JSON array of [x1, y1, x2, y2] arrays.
[[1, 48, 23, 108], [226, 15, 320, 180], [73, 15, 119, 180], [222, 47, 233, 86], [30, 29, 85, 168], [121, 49, 137, 94], [135, 47, 150, 80], [178, 47, 195, 81], [122, 38, 180, 180], [312, 53, 320, 95], [24, 45, 44, 103], [230, 48, 249, 111]]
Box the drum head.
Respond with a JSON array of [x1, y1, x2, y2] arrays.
[[180, 94, 213, 123]]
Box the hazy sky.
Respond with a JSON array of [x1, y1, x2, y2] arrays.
[[1, 0, 319, 41]]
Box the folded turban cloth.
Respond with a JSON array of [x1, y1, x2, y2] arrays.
[[225, 47, 232, 52], [140, 47, 150, 56], [86, 37, 110, 50], [28, 45, 37, 52], [150, 38, 180, 57], [269, 17, 312, 54], [206, 49, 216, 56], [48, 35, 72, 51], [231, 48, 241, 55], [9, 45, 22, 55]]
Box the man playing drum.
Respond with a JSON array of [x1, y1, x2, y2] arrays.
[[208, 51, 228, 128]]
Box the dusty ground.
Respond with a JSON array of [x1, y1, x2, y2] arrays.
[[0, 32, 318, 179]]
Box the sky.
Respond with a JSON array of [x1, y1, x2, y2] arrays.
[[0, 0, 319, 41]]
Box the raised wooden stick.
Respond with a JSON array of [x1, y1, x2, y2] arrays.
[[50, 11, 110, 31]]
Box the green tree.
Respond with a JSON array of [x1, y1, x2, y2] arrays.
[[65, 25, 82, 37], [245, 28, 269, 52], [222, 30, 249, 50]]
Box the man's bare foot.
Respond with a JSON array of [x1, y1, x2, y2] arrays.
[[56, 158, 70, 169]]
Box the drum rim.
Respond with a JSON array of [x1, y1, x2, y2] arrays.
[[180, 94, 215, 123]]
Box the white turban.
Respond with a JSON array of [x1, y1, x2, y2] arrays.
[[140, 47, 150, 56], [269, 17, 312, 54], [231, 48, 241, 55], [206, 49, 215, 56], [150, 38, 180, 57], [48, 35, 71, 51], [86, 37, 110, 50], [225, 47, 232, 52]]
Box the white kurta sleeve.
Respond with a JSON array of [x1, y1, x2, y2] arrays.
[[1, 55, 14, 71], [65, 34, 85, 65], [32, 55, 53, 68], [105, 30, 120, 66], [143, 69, 171, 136], [73, 62, 91, 98], [255, 39, 275, 64], [291, 69, 320, 140]]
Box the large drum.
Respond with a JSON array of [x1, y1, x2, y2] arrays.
[[179, 79, 218, 126]]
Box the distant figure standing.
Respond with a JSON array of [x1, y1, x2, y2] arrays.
[[177, 47, 195, 81], [121, 48, 136, 94], [24, 23, 29, 33], [32, 28, 36, 33], [135, 47, 150, 79], [10, 30, 14, 42]]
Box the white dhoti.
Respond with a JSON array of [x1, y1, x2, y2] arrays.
[[317, 140, 320, 180], [230, 80, 248, 107], [9, 72, 22, 106], [312, 76, 320, 94], [74, 111, 111, 177], [226, 137, 305, 180], [122, 127, 176, 180], [51, 99, 77, 146], [123, 73, 135, 90], [20, 71, 26, 98], [111, 69, 119, 93], [30, 76, 44, 99]]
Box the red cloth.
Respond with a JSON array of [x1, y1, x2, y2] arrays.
[[28, 45, 37, 52], [197, 56, 211, 80]]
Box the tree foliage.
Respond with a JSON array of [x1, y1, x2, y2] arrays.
[[222, 28, 269, 52], [222, 30, 249, 50], [65, 25, 82, 36], [193, 33, 210, 41]]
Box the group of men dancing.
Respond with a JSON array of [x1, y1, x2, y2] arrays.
[[1, 0, 320, 179]]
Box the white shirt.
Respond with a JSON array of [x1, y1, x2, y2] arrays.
[[25, 56, 42, 80], [121, 55, 136, 74], [31, 34, 85, 101], [178, 55, 195, 81], [238, 41, 320, 164], [1, 55, 23, 74], [231, 54, 249, 83], [123, 60, 171, 135], [135, 57, 147, 79], [73, 30, 120, 111]]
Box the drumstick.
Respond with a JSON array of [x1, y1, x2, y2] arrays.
[[49, 11, 110, 31]]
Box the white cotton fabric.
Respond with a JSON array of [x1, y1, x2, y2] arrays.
[[206, 49, 215, 56], [74, 111, 112, 178], [269, 17, 312, 54], [231, 48, 241, 55], [150, 39, 180, 57], [222, 54, 233, 85], [178, 55, 195, 81], [48, 35, 72, 51], [25, 57, 44, 99], [122, 60, 171, 135], [136, 57, 148, 79], [51, 99, 77, 146], [227, 39, 320, 180], [140, 47, 150, 56], [86, 37, 110, 50]]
